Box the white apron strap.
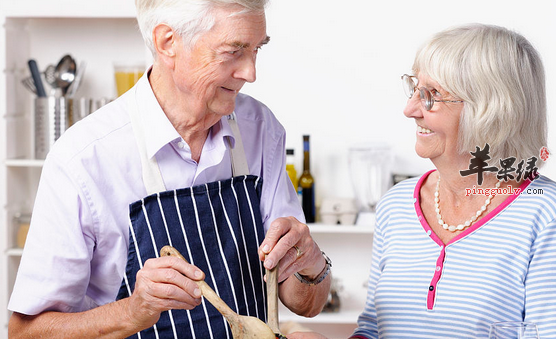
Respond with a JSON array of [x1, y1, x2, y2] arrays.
[[127, 90, 166, 195], [226, 112, 250, 177]]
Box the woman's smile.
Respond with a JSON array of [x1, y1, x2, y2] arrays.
[[417, 125, 434, 135]]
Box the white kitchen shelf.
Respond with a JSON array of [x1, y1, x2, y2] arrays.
[[3, 224, 374, 258], [281, 308, 361, 324], [5, 159, 44, 167], [2, 0, 136, 18], [6, 248, 23, 257], [308, 223, 374, 234]]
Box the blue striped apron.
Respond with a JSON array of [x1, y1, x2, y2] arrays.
[[116, 92, 267, 339]]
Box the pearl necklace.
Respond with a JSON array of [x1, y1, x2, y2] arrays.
[[434, 176, 501, 232]]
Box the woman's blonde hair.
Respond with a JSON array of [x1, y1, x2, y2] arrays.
[[413, 23, 547, 168], [135, 0, 268, 56]]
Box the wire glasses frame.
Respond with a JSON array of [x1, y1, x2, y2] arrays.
[[401, 74, 464, 111]]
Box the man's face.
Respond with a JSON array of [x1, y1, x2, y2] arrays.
[[173, 5, 269, 118]]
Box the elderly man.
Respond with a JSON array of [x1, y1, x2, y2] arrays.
[[8, 0, 331, 337]]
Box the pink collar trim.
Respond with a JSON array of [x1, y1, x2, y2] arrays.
[[413, 169, 533, 246]]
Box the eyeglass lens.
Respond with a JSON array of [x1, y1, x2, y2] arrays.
[[402, 75, 416, 98], [402, 75, 434, 110]]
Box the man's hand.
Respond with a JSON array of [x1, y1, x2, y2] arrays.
[[125, 255, 205, 329], [258, 216, 326, 283]]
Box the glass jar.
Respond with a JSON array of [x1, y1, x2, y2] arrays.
[[14, 213, 31, 248]]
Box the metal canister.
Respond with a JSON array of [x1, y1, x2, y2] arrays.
[[34, 96, 70, 159]]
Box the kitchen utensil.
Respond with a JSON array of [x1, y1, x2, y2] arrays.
[[44, 64, 57, 95], [67, 60, 86, 97], [265, 256, 280, 335], [21, 76, 37, 95], [27, 59, 47, 97], [160, 246, 276, 339], [54, 55, 76, 96]]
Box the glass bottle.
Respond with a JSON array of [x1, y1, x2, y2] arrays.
[[285, 148, 298, 192], [298, 135, 315, 223]]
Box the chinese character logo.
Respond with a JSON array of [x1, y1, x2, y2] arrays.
[[460, 143, 539, 184], [459, 143, 497, 185], [541, 147, 550, 162]]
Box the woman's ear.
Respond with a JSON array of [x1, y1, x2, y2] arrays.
[[152, 24, 177, 68]]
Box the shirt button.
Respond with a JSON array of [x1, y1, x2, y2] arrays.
[[177, 141, 185, 149], [436, 266, 441, 271], [427, 230, 432, 236], [429, 286, 434, 291]]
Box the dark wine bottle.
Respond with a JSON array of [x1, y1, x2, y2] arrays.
[[298, 135, 315, 223]]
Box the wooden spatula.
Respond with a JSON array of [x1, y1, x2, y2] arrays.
[[160, 245, 276, 339]]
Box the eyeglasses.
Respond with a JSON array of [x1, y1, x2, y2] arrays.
[[401, 74, 464, 111]]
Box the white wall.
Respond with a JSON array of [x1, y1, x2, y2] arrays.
[[242, 0, 556, 210]]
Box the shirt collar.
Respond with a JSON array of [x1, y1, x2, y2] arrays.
[[133, 66, 235, 160]]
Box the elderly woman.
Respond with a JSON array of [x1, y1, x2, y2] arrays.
[[290, 24, 556, 339], [8, 0, 331, 338]]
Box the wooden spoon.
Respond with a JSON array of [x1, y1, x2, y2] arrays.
[[265, 255, 281, 335], [160, 245, 276, 339]]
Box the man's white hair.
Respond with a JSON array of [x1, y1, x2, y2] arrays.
[[135, 0, 268, 56]]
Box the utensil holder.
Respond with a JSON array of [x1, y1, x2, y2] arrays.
[[34, 96, 72, 159]]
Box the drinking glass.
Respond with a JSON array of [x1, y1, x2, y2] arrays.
[[489, 322, 539, 339], [114, 62, 144, 97]]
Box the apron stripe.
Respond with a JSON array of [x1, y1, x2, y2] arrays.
[[241, 176, 267, 321], [121, 220, 141, 338], [255, 177, 261, 191], [123, 274, 132, 299], [156, 194, 179, 339], [141, 200, 160, 259], [173, 191, 210, 339], [158, 193, 174, 248], [122, 219, 139, 299], [230, 177, 260, 319], [217, 180, 250, 313], [167, 310, 178, 339], [205, 183, 235, 339], [130, 220, 143, 269], [140, 199, 163, 339], [190, 187, 224, 339]]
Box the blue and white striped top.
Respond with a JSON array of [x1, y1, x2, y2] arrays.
[[353, 171, 556, 339]]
